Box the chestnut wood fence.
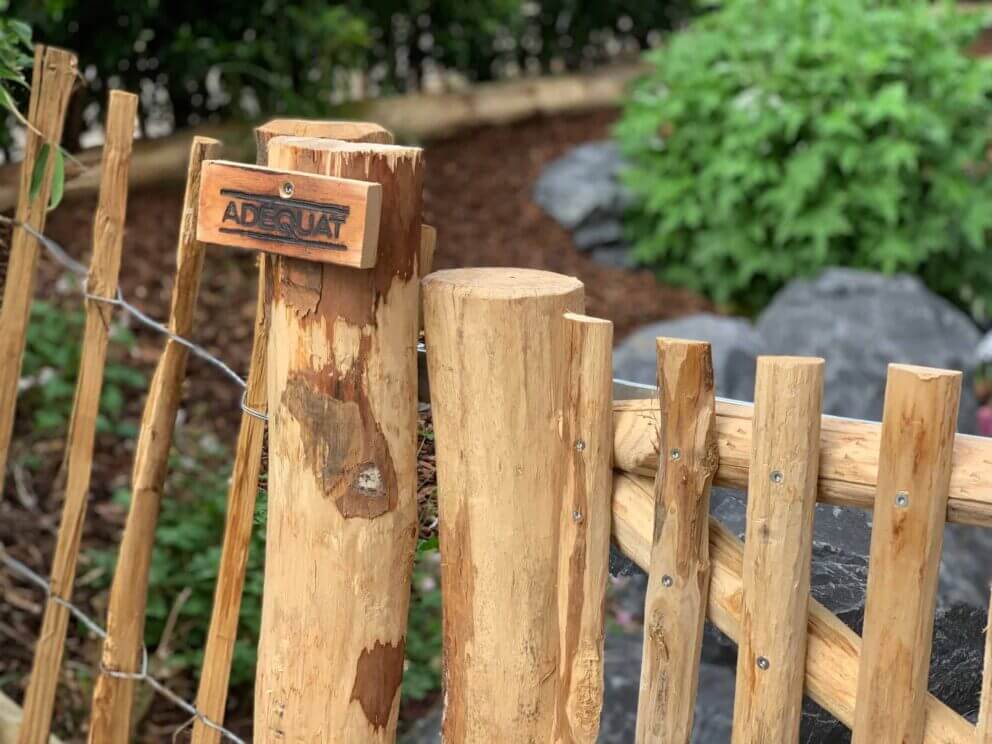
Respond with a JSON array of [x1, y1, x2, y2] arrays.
[[2, 43, 992, 744]]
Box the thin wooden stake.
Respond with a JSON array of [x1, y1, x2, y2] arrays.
[[853, 364, 962, 744], [635, 339, 717, 744], [16, 90, 137, 744], [553, 312, 613, 744], [87, 136, 220, 743], [0, 46, 77, 496], [979, 591, 992, 744], [190, 119, 396, 744], [732, 356, 824, 743], [418, 224, 436, 331]]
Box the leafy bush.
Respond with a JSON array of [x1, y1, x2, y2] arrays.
[[617, 0, 992, 316]]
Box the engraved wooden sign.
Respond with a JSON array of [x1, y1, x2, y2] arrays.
[[196, 160, 382, 268]]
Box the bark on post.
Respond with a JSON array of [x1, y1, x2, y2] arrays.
[[191, 119, 395, 744], [256, 136, 424, 742], [423, 267, 585, 742]]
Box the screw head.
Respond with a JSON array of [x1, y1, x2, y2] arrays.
[[670, 448, 681, 461], [280, 181, 295, 198], [770, 470, 784, 484], [574, 439, 586, 452], [661, 575, 673, 588], [572, 510, 583, 523], [895, 491, 909, 508], [756, 656, 770, 670]]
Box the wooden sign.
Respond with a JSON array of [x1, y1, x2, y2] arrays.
[[196, 160, 381, 268]]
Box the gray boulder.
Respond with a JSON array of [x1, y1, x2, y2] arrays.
[[533, 141, 633, 257], [756, 268, 981, 432], [613, 314, 762, 401]]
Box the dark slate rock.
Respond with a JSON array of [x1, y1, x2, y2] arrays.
[[755, 268, 981, 432], [613, 314, 762, 401]]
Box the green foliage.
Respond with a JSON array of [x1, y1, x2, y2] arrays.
[[404, 536, 442, 702], [0, 4, 33, 151], [616, 0, 992, 316], [21, 299, 144, 440]]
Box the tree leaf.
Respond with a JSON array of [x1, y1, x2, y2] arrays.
[[29, 143, 50, 203]]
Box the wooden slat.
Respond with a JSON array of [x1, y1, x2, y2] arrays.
[[611, 472, 976, 744], [0, 46, 78, 497], [731, 357, 824, 742], [17, 90, 138, 744], [87, 136, 221, 743], [979, 591, 992, 744], [0, 692, 60, 744], [633, 339, 717, 744], [553, 313, 613, 744], [853, 365, 962, 744], [613, 397, 992, 528]]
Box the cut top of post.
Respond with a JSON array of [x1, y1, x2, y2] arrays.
[[423, 267, 585, 300], [256, 120, 393, 145]]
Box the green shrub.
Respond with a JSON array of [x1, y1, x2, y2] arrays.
[[616, 0, 992, 316]]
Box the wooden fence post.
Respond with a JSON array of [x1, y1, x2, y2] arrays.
[[980, 591, 992, 743], [635, 338, 718, 744], [0, 46, 77, 496], [853, 364, 962, 744], [255, 136, 423, 742], [423, 267, 586, 742], [190, 119, 393, 744], [17, 90, 138, 744], [87, 136, 220, 743]]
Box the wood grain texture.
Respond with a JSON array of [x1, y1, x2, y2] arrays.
[[634, 339, 717, 744], [613, 397, 992, 527], [731, 357, 824, 743], [0, 45, 77, 497], [256, 136, 423, 743], [422, 268, 584, 743], [852, 364, 962, 744], [979, 592, 992, 744], [17, 90, 138, 744], [417, 224, 436, 332], [197, 160, 382, 267], [88, 136, 221, 743], [611, 472, 976, 744], [191, 119, 394, 744], [553, 312, 613, 744]]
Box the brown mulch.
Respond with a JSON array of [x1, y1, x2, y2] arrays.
[[0, 109, 708, 742]]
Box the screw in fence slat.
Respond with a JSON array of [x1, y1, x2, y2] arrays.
[[254, 135, 423, 742], [852, 364, 962, 744], [0, 45, 77, 502], [190, 119, 395, 744], [87, 135, 221, 744], [731, 356, 824, 743], [16, 89, 138, 744]]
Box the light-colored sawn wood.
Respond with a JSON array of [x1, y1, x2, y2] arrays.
[[979, 592, 992, 743], [853, 365, 962, 744], [0, 45, 78, 497], [87, 136, 221, 743], [635, 339, 717, 744], [17, 90, 138, 744], [731, 357, 824, 743], [423, 268, 584, 743], [191, 119, 396, 744], [553, 312, 613, 744], [613, 397, 992, 527], [612, 471, 976, 744], [256, 136, 423, 742]]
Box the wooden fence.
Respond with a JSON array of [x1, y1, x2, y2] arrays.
[[2, 43, 992, 744]]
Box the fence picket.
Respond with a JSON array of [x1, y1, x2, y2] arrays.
[[731, 356, 824, 742], [87, 136, 221, 743], [634, 339, 717, 744], [853, 365, 962, 743], [979, 592, 992, 744], [553, 312, 613, 744]]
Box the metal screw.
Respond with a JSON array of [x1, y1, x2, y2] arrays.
[[895, 491, 909, 508], [661, 575, 673, 588], [670, 448, 681, 461], [756, 656, 770, 670], [280, 181, 295, 198], [574, 439, 586, 452], [770, 470, 784, 484], [572, 510, 583, 523]]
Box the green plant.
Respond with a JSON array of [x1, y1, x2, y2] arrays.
[[0, 3, 33, 154], [617, 0, 992, 316]]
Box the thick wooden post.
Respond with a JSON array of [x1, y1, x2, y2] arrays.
[[0, 46, 77, 495], [256, 136, 423, 742], [423, 267, 585, 742], [87, 136, 220, 743], [981, 591, 992, 744], [191, 120, 394, 744], [17, 90, 138, 744]]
